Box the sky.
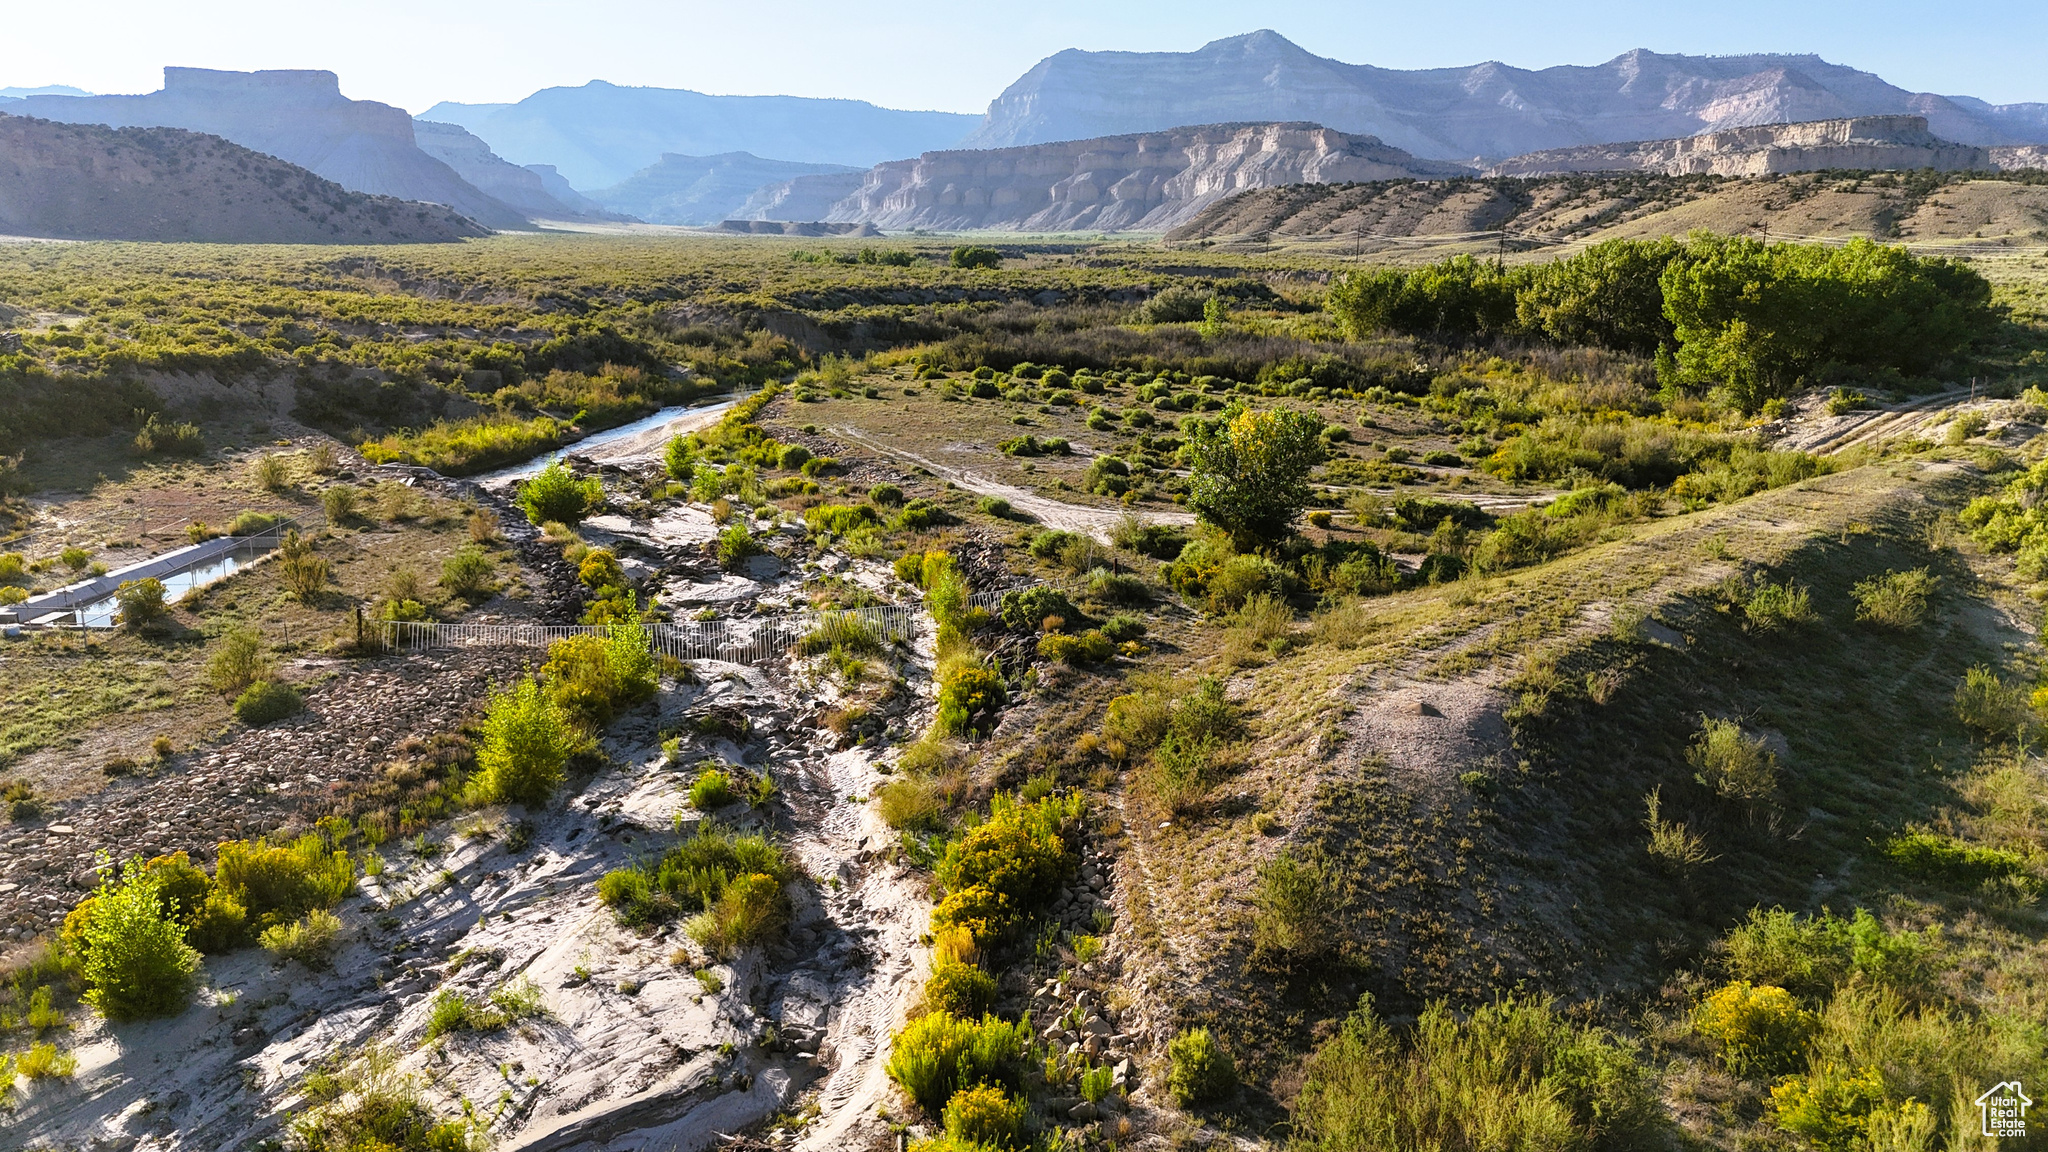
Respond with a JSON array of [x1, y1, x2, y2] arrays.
[[1, 0, 2042, 114]]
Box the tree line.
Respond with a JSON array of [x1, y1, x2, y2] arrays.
[[1325, 235, 1997, 412]]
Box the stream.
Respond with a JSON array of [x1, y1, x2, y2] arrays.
[[471, 392, 751, 485]]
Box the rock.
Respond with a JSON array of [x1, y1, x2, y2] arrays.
[[1067, 1101, 1098, 1123]]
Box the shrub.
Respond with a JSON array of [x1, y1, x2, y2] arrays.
[[208, 627, 271, 695], [116, 577, 169, 630], [215, 834, 355, 932], [805, 503, 878, 535], [1204, 553, 1287, 615], [1953, 665, 2032, 737], [234, 680, 302, 726], [252, 453, 291, 491], [541, 620, 658, 724], [228, 510, 282, 535], [1084, 568, 1148, 604], [690, 769, 735, 809], [885, 1010, 1029, 1116], [717, 523, 759, 570], [440, 545, 495, 598], [186, 887, 249, 953], [16, 1042, 76, 1079], [517, 458, 602, 524], [1292, 994, 1655, 1151], [932, 794, 1078, 944], [259, 909, 343, 966], [1252, 851, 1331, 959], [1167, 1027, 1238, 1107], [976, 495, 1014, 518], [895, 499, 958, 531], [923, 957, 997, 1018], [1688, 716, 1778, 808], [1104, 689, 1173, 751], [686, 871, 789, 959], [79, 859, 201, 1021], [467, 677, 575, 808], [319, 484, 358, 524], [663, 434, 695, 481], [1722, 906, 1940, 1001], [1037, 630, 1114, 665], [999, 585, 1077, 631], [942, 1084, 1023, 1149], [1852, 568, 1937, 629], [132, 413, 203, 457], [1694, 981, 1817, 1077], [599, 823, 793, 930], [936, 664, 1006, 738], [868, 482, 905, 506], [777, 443, 812, 470], [1769, 1062, 1886, 1150], [1745, 579, 1816, 632], [1884, 830, 2035, 891], [949, 246, 1003, 270], [577, 549, 624, 589], [876, 778, 943, 831], [278, 530, 329, 598]]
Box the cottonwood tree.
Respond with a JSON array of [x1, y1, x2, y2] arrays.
[[1184, 403, 1326, 549]]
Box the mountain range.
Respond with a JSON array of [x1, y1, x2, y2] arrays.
[[420, 83, 979, 190], [585, 152, 858, 226], [963, 30, 2048, 161]]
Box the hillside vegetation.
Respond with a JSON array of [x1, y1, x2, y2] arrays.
[[0, 114, 488, 244], [1167, 170, 2048, 255], [1, 229, 2045, 1152]]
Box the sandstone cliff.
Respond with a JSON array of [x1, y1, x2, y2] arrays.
[[746, 122, 1471, 232], [0, 114, 488, 243], [1487, 116, 1991, 177], [412, 120, 617, 222], [15, 69, 528, 229], [965, 31, 2048, 162], [586, 152, 859, 226]]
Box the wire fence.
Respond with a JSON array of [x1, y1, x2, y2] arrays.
[[375, 590, 1008, 665]]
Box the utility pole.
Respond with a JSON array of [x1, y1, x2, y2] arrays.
[[1496, 229, 1507, 271]]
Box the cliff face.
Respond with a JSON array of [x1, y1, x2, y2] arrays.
[[412, 120, 606, 221], [746, 122, 1471, 232], [1488, 116, 1993, 177], [965, 31, 2048, 161], [0, 114, 487, 243], [15, 69, 528, 229], [585, 152, 858, 226]]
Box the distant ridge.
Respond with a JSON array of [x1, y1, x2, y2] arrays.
[[1488, 116, 1993, 177], [421, 82, 977, 190], [965, 31, 2048, 161], [14, 69, 529, 229], [744, 121, 1471, 233], [0, 114, 487, 243], [586, 152, 859, 226]]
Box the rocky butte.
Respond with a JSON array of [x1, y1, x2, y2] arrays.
[[1487, 115, 1994, 177], [740, 121, 1472, 232]]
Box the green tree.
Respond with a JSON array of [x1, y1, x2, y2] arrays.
[[516, 458, 601, 525], [1514, 237, 1681, 355], [1184, 403, 1326, 548], [468, 677, 576, 808], [80, 859, 201, 1021]]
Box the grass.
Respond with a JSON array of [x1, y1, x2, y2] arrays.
[[421, 978, 547, 1043]]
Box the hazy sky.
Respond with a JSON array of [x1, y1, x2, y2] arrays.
[[2, 0, 2041, 114]]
